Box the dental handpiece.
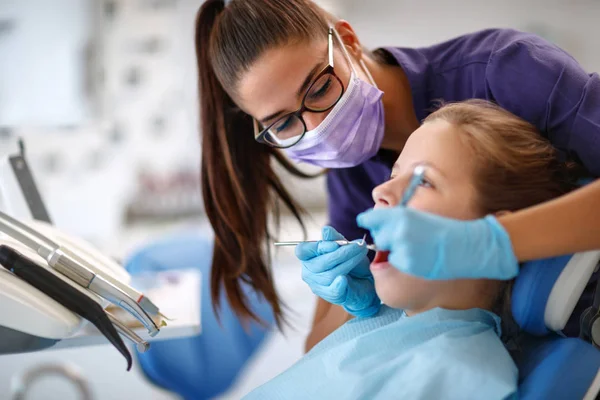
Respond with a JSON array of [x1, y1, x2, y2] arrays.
[[0, 245, 134, 370], [106, 312, 149, 353], [0, 210, 160, 337], [44, 247, 160, 337], [273, 164, 427, 252]]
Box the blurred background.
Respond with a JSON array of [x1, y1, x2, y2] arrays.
[[0, 0, 598, 398]]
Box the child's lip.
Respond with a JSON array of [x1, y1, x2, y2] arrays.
[[371, 251, 391, 271]]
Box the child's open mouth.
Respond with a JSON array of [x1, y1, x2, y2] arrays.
[[371, 251, 391, 271]]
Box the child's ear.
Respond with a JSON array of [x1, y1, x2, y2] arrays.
[[494, 210, 511, 217]]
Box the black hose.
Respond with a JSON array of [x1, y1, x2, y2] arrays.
[[0, 245, 132, 370]]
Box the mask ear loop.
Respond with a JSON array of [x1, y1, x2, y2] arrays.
[[330, 26, 379, 89], [359, 58, 378, 89]]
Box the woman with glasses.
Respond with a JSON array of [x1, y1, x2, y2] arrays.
[[196, 0, 600, 350]]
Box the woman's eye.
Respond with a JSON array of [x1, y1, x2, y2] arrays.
[[274, 117, 292, 133], [309, 78, 332, 99]]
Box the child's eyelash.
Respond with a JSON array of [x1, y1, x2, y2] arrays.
[[420, 178, 433, 188], [389, 174, 434, 189]]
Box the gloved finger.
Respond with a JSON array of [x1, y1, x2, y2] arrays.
[[356, 208, 396, 230], [303, 251, 367, 286], [316, 241, 341, 255], [347, 256, 372, 279], [296, 240, 339, 261], [356, 209, 402, 251], [368, 223, 397, 251], [343, 276, 380, 317], [309, 275, 348, 304], [303, 243, 368, 274], [295, 241, 319, 261], [322, 226, 346, 241], [388, 245, 437, 280]]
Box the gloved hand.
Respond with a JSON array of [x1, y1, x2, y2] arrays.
[[356, 207, 519, 280], [296, 226, 381, 318]]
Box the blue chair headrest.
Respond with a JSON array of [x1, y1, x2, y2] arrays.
[[512, 252, 599, 336]]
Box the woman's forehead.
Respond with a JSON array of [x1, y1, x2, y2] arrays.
[[235, 40, 327, 119]]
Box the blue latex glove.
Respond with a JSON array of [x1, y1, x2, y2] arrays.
[[296, 226, 381, 318], [356, 207, 519, 280]]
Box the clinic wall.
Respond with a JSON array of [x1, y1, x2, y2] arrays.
[[5, 0, 600, 245], [343, 0, 600, 72]]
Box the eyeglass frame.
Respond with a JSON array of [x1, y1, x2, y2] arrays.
[[253, 27, 346, 149]]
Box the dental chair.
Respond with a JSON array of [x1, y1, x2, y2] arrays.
[[513, 251, 600, 399], [124, 232, 275, 400], [126, 232, 600, 400]]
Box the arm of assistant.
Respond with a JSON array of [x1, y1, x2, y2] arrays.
[[500, 179, 600, 261], [488, 32, 600, 258], [305, 298, 353, 352]]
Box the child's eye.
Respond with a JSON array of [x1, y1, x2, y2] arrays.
[[420, 179, 434, 188]]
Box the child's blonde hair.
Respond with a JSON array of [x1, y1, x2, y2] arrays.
[[425, 100, 585, 346], [424, 100, 582, 214]]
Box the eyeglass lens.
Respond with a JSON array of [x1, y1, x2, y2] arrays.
[[261, 73, 343, 147]]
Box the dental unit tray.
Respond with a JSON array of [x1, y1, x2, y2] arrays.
[[0, 209, 164, 338], [0, 245, 134, 370], [0, 140, 170, 355]]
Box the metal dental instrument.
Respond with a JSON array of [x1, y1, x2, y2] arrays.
[[274, 240, 379, 251], [274, 164, 427, 252], [106, 312, 149, 353], [0, 210, 160, 337], [400, 164, 426, 206]]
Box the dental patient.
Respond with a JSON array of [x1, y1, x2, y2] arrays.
[[244, 100, 581, 400]]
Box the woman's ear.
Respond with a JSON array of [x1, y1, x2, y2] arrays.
[[334, 20, 363, 60]]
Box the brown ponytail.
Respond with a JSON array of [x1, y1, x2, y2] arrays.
[[195, 0, 331, 327]]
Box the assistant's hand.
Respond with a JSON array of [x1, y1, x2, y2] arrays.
[[296, 226, 381, 318], [357, 207, 519, 280]]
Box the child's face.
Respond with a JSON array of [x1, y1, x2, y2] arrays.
[[370, 119, 500, 314]]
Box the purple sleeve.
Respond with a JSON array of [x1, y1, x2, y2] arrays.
[[487, 34, 600, 176], [326, 169, 371, 242]]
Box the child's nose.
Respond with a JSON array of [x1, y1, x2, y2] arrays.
[[372, 182, 400, 209]]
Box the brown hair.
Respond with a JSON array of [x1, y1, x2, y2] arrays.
[[195, 0, 333, 327], [425, 100, 584, 344]]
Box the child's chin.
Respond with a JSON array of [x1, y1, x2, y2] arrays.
[[375, 274, 426, 309], [375, 284, 407, 309]]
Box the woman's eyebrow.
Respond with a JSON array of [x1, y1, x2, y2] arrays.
[[296, 61, 325, 97], [259, 60, 325, 124]]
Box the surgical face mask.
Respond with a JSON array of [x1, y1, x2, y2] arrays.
[[284, 53, 385, 168]]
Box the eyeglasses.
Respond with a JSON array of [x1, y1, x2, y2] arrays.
[[253, 28, 345, 149]]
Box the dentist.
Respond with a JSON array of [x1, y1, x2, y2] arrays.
[[196, 0, 600, 349]]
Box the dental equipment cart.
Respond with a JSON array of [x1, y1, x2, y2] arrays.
[[0, 140, 201, 399]]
